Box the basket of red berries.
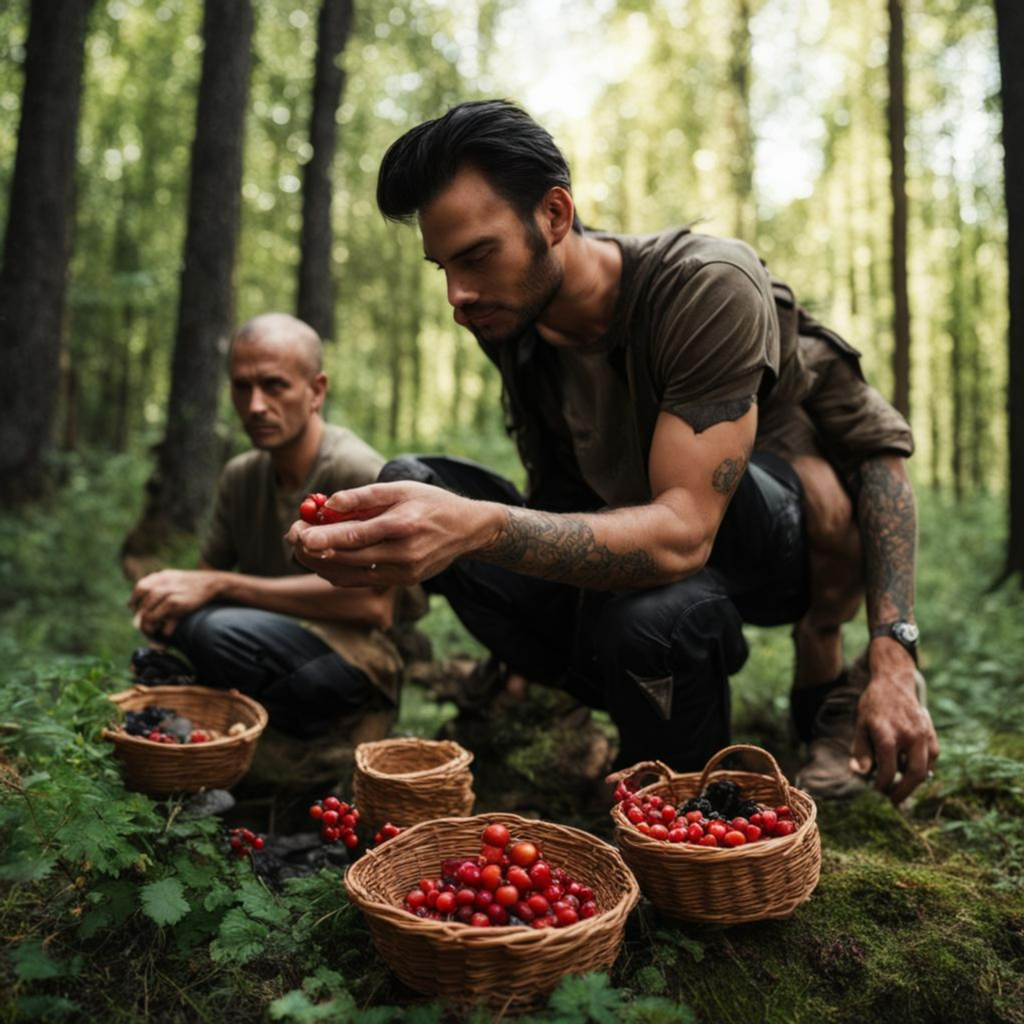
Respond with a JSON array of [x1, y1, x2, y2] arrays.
[[353, 737, 475, 833], [607, 744, 820, 924], [102, 684, 268, 797], [344, 813, 640, 1005]]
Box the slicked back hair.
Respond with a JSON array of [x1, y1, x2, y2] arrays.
[[376, 100, 582, 232]]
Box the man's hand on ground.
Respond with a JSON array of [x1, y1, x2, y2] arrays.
[[130, 569, 224, 637], [850, 638, 939, 803], [285, 481, 497, 587]]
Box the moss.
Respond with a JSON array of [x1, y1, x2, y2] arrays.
[[817, 791, 928, 860]]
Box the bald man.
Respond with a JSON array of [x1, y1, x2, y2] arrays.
[[130, 313, 411, 740]]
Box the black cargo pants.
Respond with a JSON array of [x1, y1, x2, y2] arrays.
[[379, 453, 809, 771]]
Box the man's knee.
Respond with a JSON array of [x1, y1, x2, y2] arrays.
[[791, 454, 860, 559], [593, 582, 746, 677]]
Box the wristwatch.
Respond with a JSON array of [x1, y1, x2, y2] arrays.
[[874, 620, 920, 664]]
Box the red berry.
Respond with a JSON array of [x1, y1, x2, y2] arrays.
[[436, 891, 456, 914], [529, 861, 552, 890], [580, 901, 598, 918], [487, 903, 509, 925], [381, 823, 401, 839], [730, 817, 750, 830], [474, 889, 493, 911], [649, 824, 669, 841], [456, 888, 476, 907], [230, 836, 243, 850], [527, 894, 549, 915], [750, 812, 763, 827], [760, 809, 778, 831], [456, 905, 474, 923], [626, 806, 645, 825], [686, 810, 704, 823], [543, 884, 563, 903], [661, 806, 676, 823], [708, 821, 728, 841], [480, 844, 505, 865], [323, 827, 340, 843], [555, 906, 579, 927], [321, 810, 339, 827], [480, 864, 503, 891], [578, 886, 594, 903], [698, 834, 719, 847], [723, 830, 747, 847], [648, 795, 663, 809], [252, 836, 264, 850], [508, 842, 538, 868], [775, 806, 792, 819], [513, 900, 535, 922], [457, 862, 482, 886], [774, 819, 796, 837], [745, 825, 763, 843], [299, 497, 320, 523], [309, 804, 324, 820], [342, 831, 358, 849], [531, 917, 552, 929], [494, 885, 519, 908], [419, 878, 437, 894], [470, 913, 490, 928], [636, 822, 651, 835], [507, 866, 532, 892], [407, 889, 427, 909], [686, 823, 705, 842], [341, 814, 356, 829], [481, 823, 511, 848], [323, 796, 341, 812]]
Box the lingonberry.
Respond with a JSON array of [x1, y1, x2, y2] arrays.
[[774, 819, 796, 837], [508, 841, 538, 868], [480, 864, 503, 891], [481, 823, 511, 848], [529, 861, 552, 890], [723, 830, 747, 847], [698, 834, 719, 847]]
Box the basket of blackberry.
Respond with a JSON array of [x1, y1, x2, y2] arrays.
[[102, 684, 267, 796], [606, 744, 820, 923]]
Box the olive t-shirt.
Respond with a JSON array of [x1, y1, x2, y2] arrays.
[[200, 423, 410, 703], [542, 229, 779, 507]]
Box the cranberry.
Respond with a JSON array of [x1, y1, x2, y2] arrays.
[[457, 862, 482, 887], [555, 906, 579, 927], [481, 823, 510, 848], [494, 884, 519, 908], [435, 891, 456, 914], [698, 834, 719, 847], [723, 830, 747, 847], [649, 824, 669, 841], [527, 894, 549, 915], [474, 890, 493, 911], [529, 861, 552, 890], [508, 842, 538, 868], [470, 913, 490, 928], [456, 888, 476, 907], [580, 901, 598, 918]]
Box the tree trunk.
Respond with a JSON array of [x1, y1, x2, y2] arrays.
[[0, 0, 94, 505], [993, 0, 1022, 586], [728, 0, 756, 242], [125, 0, 253, 564], [887, 0, 911, 420], [949, 187, 964, 502], [296, 0, 353, 342]]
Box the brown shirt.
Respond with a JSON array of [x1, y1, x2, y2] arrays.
[[544, 229, 779, 507], [201, 423, 413, 703]]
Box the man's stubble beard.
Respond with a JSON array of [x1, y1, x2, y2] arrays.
[[467, 241, 564, 346]]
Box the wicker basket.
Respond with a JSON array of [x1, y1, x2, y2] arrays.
[[607, 744, 820, 924], [102, 684, 268, 797], [344, 813, 640, 1005], [352, 737, 475, 831]]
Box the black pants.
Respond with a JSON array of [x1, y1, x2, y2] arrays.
[[170, 605, 375, 739], [379, 454, 809, 771]]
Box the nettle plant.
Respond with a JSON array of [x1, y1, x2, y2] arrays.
[[0, 661, 354, 1005]]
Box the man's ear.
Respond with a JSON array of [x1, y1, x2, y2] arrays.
[[541, 186, 575, 246], [311, 372, 328, 411]]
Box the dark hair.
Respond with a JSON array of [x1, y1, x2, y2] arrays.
[[377, 100, 578, 229]]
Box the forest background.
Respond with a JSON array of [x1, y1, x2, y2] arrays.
[[0, 0, 1022, 1022]]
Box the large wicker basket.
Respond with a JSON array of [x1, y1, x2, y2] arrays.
[[607, 744, 820, 924], [102, 684, 268, 797], [344, 813, 640, 1005], [352, 737, 475, 831]]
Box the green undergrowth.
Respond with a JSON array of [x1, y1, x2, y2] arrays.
[[1, 459, 1022, 1022]]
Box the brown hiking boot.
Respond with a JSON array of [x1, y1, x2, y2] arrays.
[[795, 654, 928, 799]]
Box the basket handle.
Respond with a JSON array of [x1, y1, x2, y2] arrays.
[[696, 744, 792, 804], [605, 759, 675, 789], [106, 685, 149, 703]]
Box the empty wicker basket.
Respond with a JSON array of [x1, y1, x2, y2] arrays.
[[344, 813, 640, 1005], [353, 737, 475, 831], [102, 684, 268, 797], [607, 744, 821, 924]]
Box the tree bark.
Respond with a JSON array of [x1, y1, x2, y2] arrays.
[[0, 0, 94, 505], [993, 0, 1022, 585], [296, 0, 353, 342], [728, 0, 756, 242], [887, 0, 911, 420], [128, 0, 253, 555]]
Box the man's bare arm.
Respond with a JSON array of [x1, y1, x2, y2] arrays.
[[855, 455, 916, 631], [286, 408, 757, 592]]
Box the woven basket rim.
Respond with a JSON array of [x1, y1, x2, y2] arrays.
[[355, 737, 474, 781], [345, 812, 640, 946], [101, 683, 268, 747]]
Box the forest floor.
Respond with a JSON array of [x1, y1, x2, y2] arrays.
[[0, 451, 1022, 1023]]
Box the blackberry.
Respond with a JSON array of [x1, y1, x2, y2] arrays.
[[737, 801, 760, 819], [704, 779, 742, 814], [681, 798, 702, 813], [696, 798, 712, 815], [707, 811, 724, 821]]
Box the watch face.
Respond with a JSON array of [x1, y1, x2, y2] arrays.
[[894, 622, 920, 646]]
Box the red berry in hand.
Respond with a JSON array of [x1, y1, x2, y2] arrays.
[[299, 497, 320, 523], [481, 823, 511, 848]]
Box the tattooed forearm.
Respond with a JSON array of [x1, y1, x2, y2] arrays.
[[856, 456, 917, 633], [475, 507, 659, 590]]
